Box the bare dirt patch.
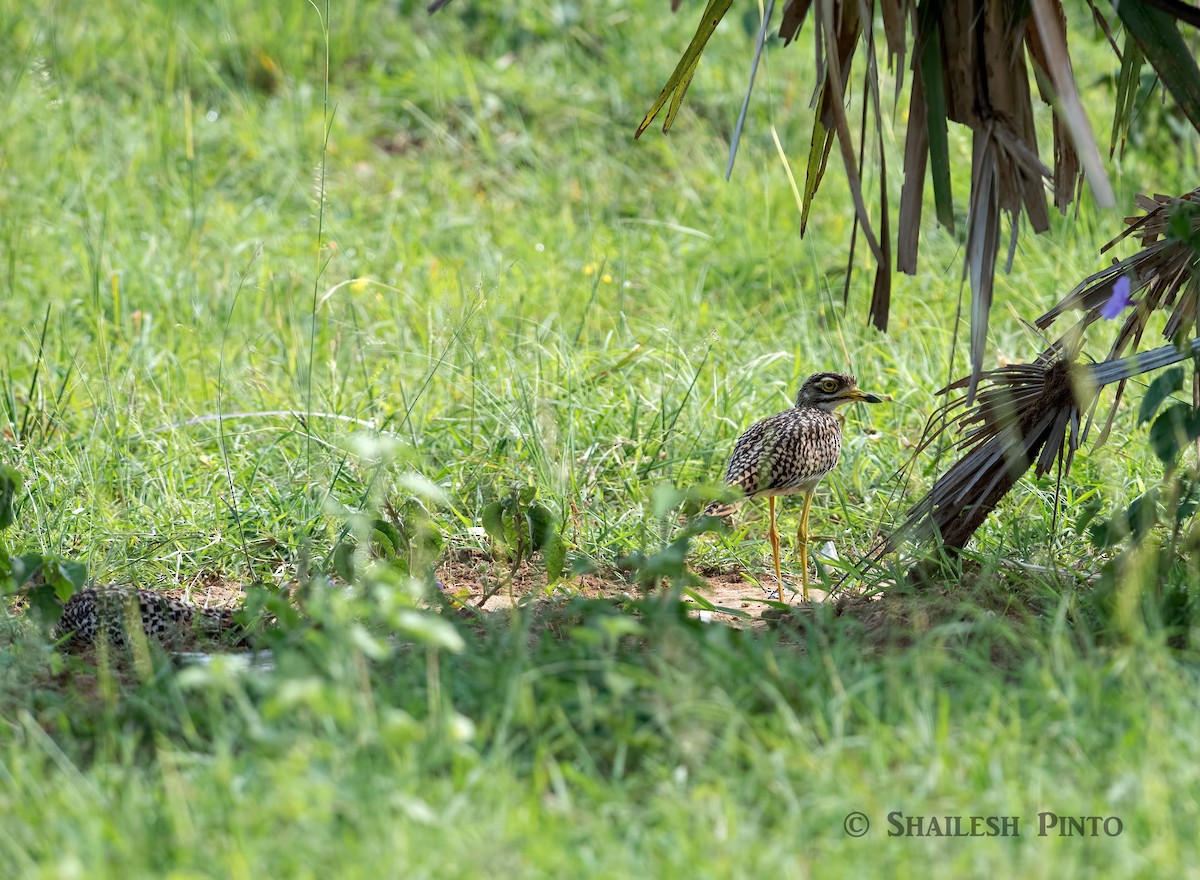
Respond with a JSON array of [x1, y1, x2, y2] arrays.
[[434, 546, 1045, 665], [435, 546, 859, 629]]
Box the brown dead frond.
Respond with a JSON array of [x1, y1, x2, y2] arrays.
[[891, 334, 1200, 554], [891, 354, 1085, 552]]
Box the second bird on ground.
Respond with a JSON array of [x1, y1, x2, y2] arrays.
[[705, 371, 884, 602]]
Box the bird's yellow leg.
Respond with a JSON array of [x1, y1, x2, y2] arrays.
[[768, 496, 783, 598], [797, 490, 815, 603]]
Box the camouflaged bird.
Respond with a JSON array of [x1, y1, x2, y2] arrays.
[[54, 587, 247, 650], [705, 372, 883, 601]]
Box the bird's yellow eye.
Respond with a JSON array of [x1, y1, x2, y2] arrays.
[[820, 378, 838, 393]]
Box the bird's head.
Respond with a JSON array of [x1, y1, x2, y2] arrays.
[[795, 372, 885, 412]]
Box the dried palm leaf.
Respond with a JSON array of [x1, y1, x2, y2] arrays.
[[1027, 0, 1112, 210], [1036, 186, 1200, 440], [892, 336, 1200, 553], [892, 355, 1084, 552]]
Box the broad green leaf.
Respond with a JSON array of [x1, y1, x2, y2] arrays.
[[525, 503, 556, 550], [8, 553, 43, 590], [544, 533, 567, 582], [50, 560, 87, 601], [650, 484, 685, 518], [480, 501, 507, 545], [395, 472, 450, 506], [1149, 403, 1194, 463], [1127, 489, 1162, 541], [1138, 366, 1184, 425], [635, 0, 736, 137], [570, 555, 598, 576], [1176, 480, 1200, 527], [348, 623, 392, 660], [639, 535, 691, 583], [1091, 490, 1163, 548], [371, 518, 403, 557], [1087, 516, 1123, 550], [26, 582, 64, 625], [1073, 496, 1104, 539], [393, 610, 465, 652], [1166, 201, 1200, 252]]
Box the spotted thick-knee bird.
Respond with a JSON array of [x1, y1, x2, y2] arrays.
[[53, 587, 247, 650], [705, 372, 884, 601]]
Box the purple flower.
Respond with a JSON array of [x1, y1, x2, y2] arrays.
[[1099, 276, 1133, 320]]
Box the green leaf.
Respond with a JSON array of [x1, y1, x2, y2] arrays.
[[650, 484, 685, 518], [50, 560, 87, 600], [1110, 33, 1144, 157], [333, 542, 356, 582], [1092, 489, 1165, 548], [636, 535, 691, 586], [480, 501, 507, 545], [1073, 496, 1104, 538], [26, 582, 65, 625], [635, 0, 736, 137], [1149, 403, 1200, 463], [1127, 489, 1162, 541], [348, 623, 392, 660], [544, 533, 566, 582], [800, 112, 834, 235], [8, 554, 44, 590], [0, 464, 21, 531], [1088, 516, 1125, 550], [1117, 1, 1200, 136], [526, 503, 557, 550], [370, 518, 402, 557], [1167, 201, 1200, 253], [393, 610, 465, 652], [570, 555, 598, 576], [1139, 366, 1185, 425], [1176, 480, 1200, 527]]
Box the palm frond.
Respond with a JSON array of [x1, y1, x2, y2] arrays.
[[891, 355, 1083, 551], [891, 336, 1200, 552]]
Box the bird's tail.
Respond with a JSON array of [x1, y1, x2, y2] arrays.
[[701, 499, 741, 519]]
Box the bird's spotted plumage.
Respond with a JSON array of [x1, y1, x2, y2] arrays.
[[718, 404, 843, 503], [705, 371, 883, 600], [54, 587, 245, 650]]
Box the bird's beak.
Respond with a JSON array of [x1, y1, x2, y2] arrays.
[[842, 389, 885, 404]]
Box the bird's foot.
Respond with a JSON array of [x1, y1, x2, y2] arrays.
[[766, 582, 791, 603]]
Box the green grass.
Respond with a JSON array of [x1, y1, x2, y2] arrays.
[[2, 0, 1200, 875]]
